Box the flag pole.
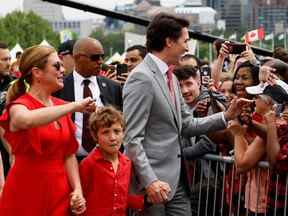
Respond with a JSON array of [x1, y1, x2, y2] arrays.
[[284, 31, 287, 50], [272, 33, 275, 51], [209, 43, 213, 63], [197, 41, 200, 58]]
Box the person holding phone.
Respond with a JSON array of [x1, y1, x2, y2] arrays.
[[124, 45, 147, 73]]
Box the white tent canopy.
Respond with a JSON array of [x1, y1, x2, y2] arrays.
[[105, 52, 122, 64], [39, 39, 52, 47], [10, 43, 23, 60]]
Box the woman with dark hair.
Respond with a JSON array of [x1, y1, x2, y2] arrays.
[[0, 45, 94, 215], [232, 61, 260, 98]]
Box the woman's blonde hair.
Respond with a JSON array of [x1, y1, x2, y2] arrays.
[[6, 45, 56, 102]]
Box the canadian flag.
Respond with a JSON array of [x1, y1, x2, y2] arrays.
[[244, 27, 265, 44]]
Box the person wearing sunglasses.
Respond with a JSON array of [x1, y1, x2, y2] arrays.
[[0, 45, 96, 215], [55, 37, 123, 161]]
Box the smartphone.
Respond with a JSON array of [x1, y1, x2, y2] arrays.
[[200, 66, 211, 86], [116, 64, 128, 76], [228, 42, 246, 54]]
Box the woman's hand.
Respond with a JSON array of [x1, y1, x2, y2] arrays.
[[264, 110, 277, 125], [259, 65, 277, 85], [241, 45, 256, 64], [70, 190, 86, 215], [219, 41, 230, 59], [228, 120, 247, 136], [72, 97, 96, 113]]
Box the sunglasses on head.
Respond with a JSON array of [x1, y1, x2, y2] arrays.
[[52, 62, 62, 71], [80, 53, 105, 61]]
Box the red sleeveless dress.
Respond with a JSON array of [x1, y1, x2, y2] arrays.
[[0, 93, 78, 216]]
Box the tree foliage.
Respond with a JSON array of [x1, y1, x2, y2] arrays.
[[90, 28, 124, 57], [0, 11, 59, 49]]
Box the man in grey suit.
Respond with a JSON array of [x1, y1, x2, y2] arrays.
[[123, 13, 248, 216]]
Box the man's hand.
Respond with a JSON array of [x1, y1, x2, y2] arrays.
[[224, 97, 254, 121], [146, 180, 171, 204], [117, 72, 129, 85], [195, 99, 210, 117]]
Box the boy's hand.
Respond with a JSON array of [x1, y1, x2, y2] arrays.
[[70, 191, 86, 215]]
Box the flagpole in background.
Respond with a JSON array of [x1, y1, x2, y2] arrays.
[[196, 41, 200, 58], [272, 33, 275, 51], [209, 43, 213, 63], [284, 31, 287, 50]]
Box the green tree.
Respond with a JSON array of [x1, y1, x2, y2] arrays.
[[0, 11, 59, 49], [90, 28, 124, 57]]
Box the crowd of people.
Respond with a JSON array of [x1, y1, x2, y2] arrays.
[[0, 12, 288, 216]]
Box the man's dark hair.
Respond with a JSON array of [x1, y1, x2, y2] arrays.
[[0, 42, 8, 49], [146, 13, 189, 52], [126, 45, 147, 59], [16, 51, 22, 58], [266, 58, 288, 80], [273, 47, 288, 63], [180, 54, 201, 67], [174, 65, 198, 81]]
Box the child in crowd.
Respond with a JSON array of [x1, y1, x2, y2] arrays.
[[77, 106, 146, 216]]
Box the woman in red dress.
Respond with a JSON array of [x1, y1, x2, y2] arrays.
[[0, 45, 93, 215]]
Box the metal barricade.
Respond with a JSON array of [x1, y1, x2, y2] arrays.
[[190, 154, 288, 216]]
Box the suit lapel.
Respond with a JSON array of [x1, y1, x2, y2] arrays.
[[65, 74, 75, 101], [144, 55, 180, 128], [96, 77, 109, 105]]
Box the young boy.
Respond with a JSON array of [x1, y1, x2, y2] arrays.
[[78, 106, 145, 216]]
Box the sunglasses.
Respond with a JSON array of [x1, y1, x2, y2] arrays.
[[52, 62, 63, 71], [80, 53, 105, 61]]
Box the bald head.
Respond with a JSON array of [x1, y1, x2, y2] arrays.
[[73, 37, 105, 77], [73, 37, 103, 56]]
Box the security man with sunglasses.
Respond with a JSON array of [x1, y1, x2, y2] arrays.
[[55, 37, 122, 161]]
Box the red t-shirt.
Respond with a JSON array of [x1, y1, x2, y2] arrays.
[[80, 148, 144, 216]]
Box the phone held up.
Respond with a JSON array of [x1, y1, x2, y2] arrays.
[[200, 66, 211, 87], [116, 64, 128, 77], [227, 42, 246, 54]]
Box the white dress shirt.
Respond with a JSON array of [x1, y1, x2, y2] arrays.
[[73, 71, 103, 156]]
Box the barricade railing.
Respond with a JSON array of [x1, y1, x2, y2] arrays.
[[191, 153, 287, 216]]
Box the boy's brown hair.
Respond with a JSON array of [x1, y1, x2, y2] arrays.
[[89, 106, 125, 140]]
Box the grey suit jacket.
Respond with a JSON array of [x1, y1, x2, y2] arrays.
[[123, 54, 226, 199]]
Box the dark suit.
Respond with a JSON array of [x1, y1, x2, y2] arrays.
[[54, 73, 123, 158], [55, 73, 123, 122]]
